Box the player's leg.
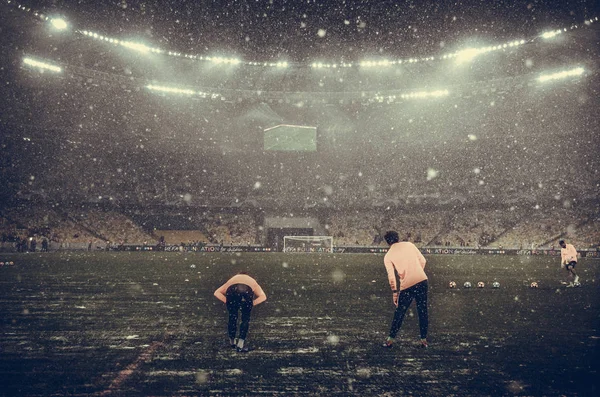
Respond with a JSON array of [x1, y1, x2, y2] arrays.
[[567, 262, 579, 284], [384, 288, 414, 347], [413, 280, 429, 347], [562, 264, 572, 285], [226, 286, 241, 347], [236, 288, 255, 352]]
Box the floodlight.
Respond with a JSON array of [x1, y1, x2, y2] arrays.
[[401, 89, 449, 99], [120, 41, 150, 53], [455, 48, 480, 63], [541, 30, 561, 39], [209, 57, 241, 65], [360, 59, 391, 68], [538, 67, 584, 83], [147, 84, 195, 95], [23, 57, 62, 73], [50, 17, 68, 30]]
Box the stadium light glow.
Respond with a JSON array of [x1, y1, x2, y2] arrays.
[[23, 57, 62, 73], [360, 60, 391, 68], [537, 67, 584, 83], [311, 62, 340, 69], [50, 17, 68, 30], [208, 57, 241, 65], [147, 84, 195, 95], [400, 89, 449, 99], [119, 41, 151, 53], [541, 29, 563, 39], [455, 48, 482, 63], [146, 84, 221, 99], [452, 39, 526, 64]]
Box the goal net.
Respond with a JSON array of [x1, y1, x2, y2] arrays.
[[283, 236, 333, 253]]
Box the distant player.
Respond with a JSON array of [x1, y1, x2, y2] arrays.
[[214, 271, 267, 352], [559, 239, 579, 287], [381, 231, 429, 349]]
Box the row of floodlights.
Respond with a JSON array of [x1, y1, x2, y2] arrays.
[[541, 28, 568, 39], [374, 90, 450, 102], [537, 67, 584, 83], [6, 0, 599, 69], [360, 40, 528, 68], [21, 56, 587, 96], [146, 84, 220, 98], [23, 57, 62, 73], [80, 30, 248, 66], [76, 17, 597, 69]]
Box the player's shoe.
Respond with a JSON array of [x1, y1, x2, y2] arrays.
[[236, 346, 250, 353], [382, 340, 394, 348], [420, 339, 428, 349], [566, 282, 575, 288]]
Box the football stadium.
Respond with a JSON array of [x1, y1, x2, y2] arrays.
[[0, 0, 599, 396]]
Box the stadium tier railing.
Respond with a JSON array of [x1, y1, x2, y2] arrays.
[[1, 241, 599, 258]]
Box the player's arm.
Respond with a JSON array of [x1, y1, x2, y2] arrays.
[[214, 283, 229, 303], [416, 247, 426, 269], [384, 257, 398, 292], [384, 257, 399, 306], [253, 285, 267, 306]]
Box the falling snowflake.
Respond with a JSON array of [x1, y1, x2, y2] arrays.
[[426, 168, 439, 181]]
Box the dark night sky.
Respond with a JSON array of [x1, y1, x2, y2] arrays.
[[14, 0, 600, 61]]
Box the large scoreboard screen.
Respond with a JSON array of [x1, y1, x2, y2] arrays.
[[263, 124, 317, 152]]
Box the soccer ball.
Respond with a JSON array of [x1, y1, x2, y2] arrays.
[[464, 281, 472, 288], [477, 281, 485, 288], [492, 281, 500, 288], [530, 282, 539, 288], [449, 281, 457, 288]]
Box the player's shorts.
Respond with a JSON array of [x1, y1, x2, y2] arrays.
[[566, 261, 577, 269]]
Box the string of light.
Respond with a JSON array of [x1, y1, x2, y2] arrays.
[[4, 0, 598, 70], [23, 57, 62, 73], [22, 54, 588, 105]]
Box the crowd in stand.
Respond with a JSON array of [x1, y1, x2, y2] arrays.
[[202, 213, 257, 246], [327, 207, 599, 250], [1, 204, 598, 251], [0, 205, 153, 250]]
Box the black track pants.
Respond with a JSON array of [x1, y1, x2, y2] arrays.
[[389, 280, 428, 340], [226, 284, 254, 340]]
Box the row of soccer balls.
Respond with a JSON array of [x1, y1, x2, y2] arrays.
[[449, 281, 541, 288], [0, 261, 15, 266]]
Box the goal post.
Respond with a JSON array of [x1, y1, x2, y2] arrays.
[[283, 236, 333, 253]]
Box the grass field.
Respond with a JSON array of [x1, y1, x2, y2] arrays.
[[0, 252, 598, 396]]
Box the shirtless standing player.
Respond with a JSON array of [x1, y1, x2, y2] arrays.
[[214, 272, 267, 352]]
